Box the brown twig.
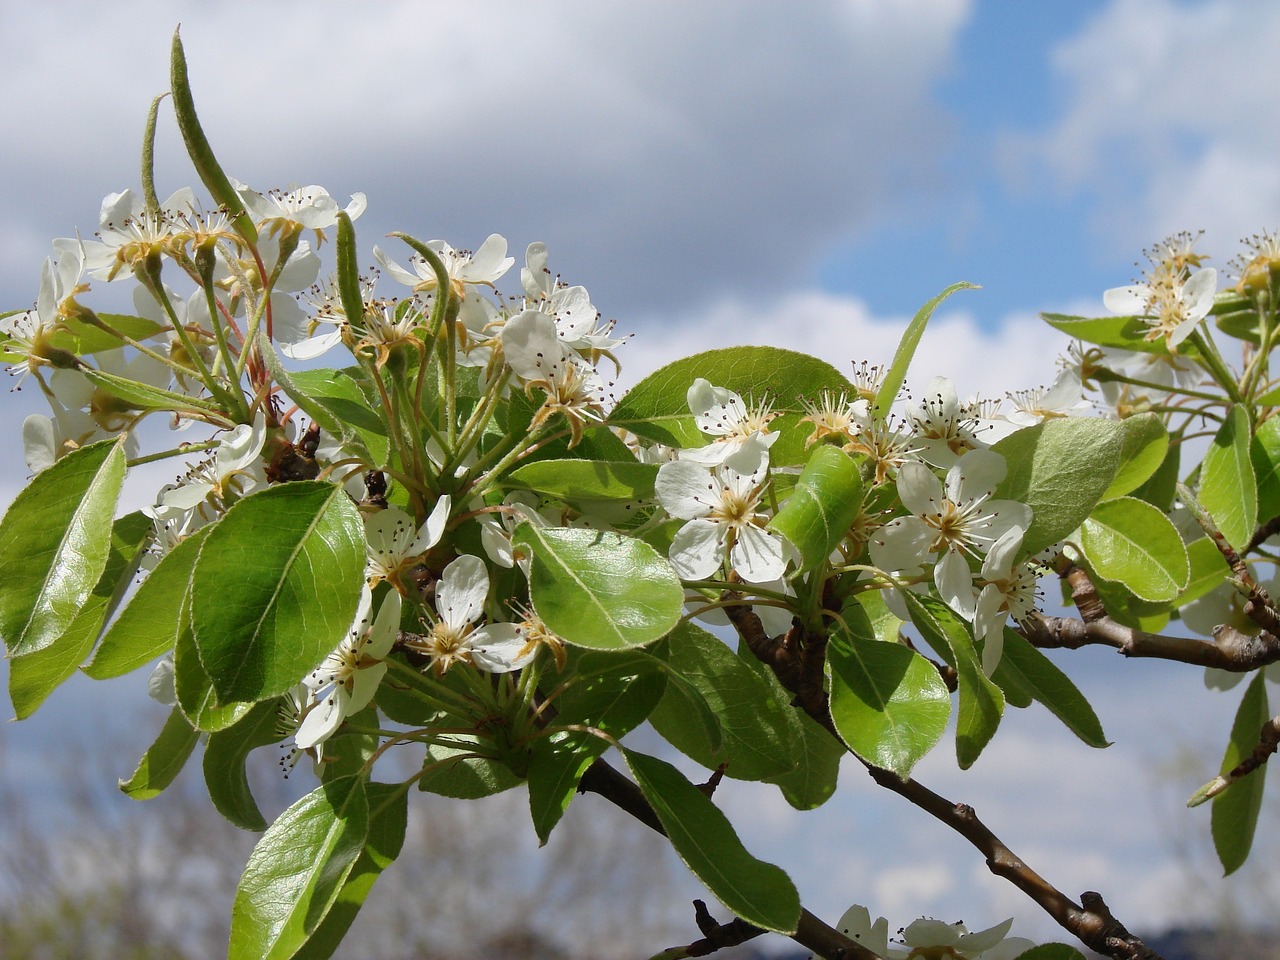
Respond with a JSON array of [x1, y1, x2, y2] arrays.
[[1022, 563, 1280, 672], [576, 759, 879, 960], [723, 599, 1165, 960]]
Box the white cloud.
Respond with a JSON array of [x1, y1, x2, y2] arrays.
[[621, 289, 1068, 402], [1007, 0, 1280, 256]]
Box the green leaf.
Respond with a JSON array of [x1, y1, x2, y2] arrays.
[[80, 365, 224, 414], [1131, 440, 1180, 511], [1212, 672, 1269, 875], [230, 776, 369, 960], [649, 622, 798, 781], [0, 437, 127, 657], [992, 418, 1127, 557], [119, 707, 200, 800], [768, 445, 863, 572], [1079, 497, 1190, 603], [192, 481, 364, 703], [2, 312, 164, 364], [1173, 537, 1232, 609], [1251, 413, 1280, 523], [1200, 404, 1256, 551], [288, 368, 389, 466], [86, 525, 211, 680], [874, 281, 978, 417], [904, 595, 1004, 769], [417, 739, 522, 799], [515, 524, 682, 650], [996, 630, 1108, 748], [827, 606, 950, 778], [609, 346, 855, 465], [528, 651, 666, 843], [10, 511, 150, 718], [505, 459, 658, 503], [169, 28, 256, 244], [205, 699, 284, 830], [734, 651, 844, 809], [625, 749, 800, 933], [1040, 312, 1167, 353], [175, 600, 253, 732], [291, 782, 408, 960], [1103, 414, 1168, 500]]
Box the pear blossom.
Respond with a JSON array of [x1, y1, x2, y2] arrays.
[[905, 376, 995, 468], [1002, 369, 1093, 426], [870, 449, 1031, 612], [805, 904, 889, 959], [970, 528, 1041, 674], [84, 188, 198, 281], [680, 378, 778, 471], [799, 389, 869, 448], [655, 441, 789, 584], [159, 414, 267, 517], [888, 916, 1034, 960], [364, 496, 452, 588], [295, 588, 400, 750], [1103, 237, 1217, 348], [521, 241, 625, 364], [235, 180, 366, 242], [501, 309, 608, 446], [375, 234, 514, 300], [404, 555, 529, 674], [2, 239, 89, 387]]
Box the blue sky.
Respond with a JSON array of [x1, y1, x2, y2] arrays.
[[3, 0, 1280, 950]]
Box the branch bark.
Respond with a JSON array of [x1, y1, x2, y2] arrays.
[[577, 759, 881, 960], [723, 598, 1166, 960], [1021, 563, 1280, 671]]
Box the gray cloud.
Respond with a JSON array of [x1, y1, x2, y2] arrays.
[[0, 0, 969, 318]]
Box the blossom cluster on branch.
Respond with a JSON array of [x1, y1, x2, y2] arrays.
[[2, 28, 1279, 960]]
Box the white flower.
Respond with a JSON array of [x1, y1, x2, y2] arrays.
[[655, 445, 788, 584], [905, 376, 994, 468], [679, 378, 778, 472], [870, 449, 1031, 613], [1003, 369, 1093, 426], [295, 588, 400, 750], [1104, 262, 1217, 349], [799, 390, 870, 448], [404, 555, 528, 674], [147, 656, 177, 706], [364, 496, 451, 588], [2, 239, 88, 387], [235, 181, 366, 240], [888, 916, 1035, 960], [159, 414, 268, 516], [501, 309, 609, 447], [806, 904, 889, 960], [521, 241, 625, 362], [971, 527, 1040, 674], [84, 188, 197, 281], [375, 234, 514, 299]]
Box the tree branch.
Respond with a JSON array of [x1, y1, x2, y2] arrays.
[[577, 759, 881, 960], [724, 599, 1166, 960], [1020, 563, 1280, 671]]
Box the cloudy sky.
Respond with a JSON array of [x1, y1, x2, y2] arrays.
[[3, 0, 1280, 949]]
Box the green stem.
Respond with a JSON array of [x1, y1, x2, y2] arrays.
[[1187, 327, 1243, 404]]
